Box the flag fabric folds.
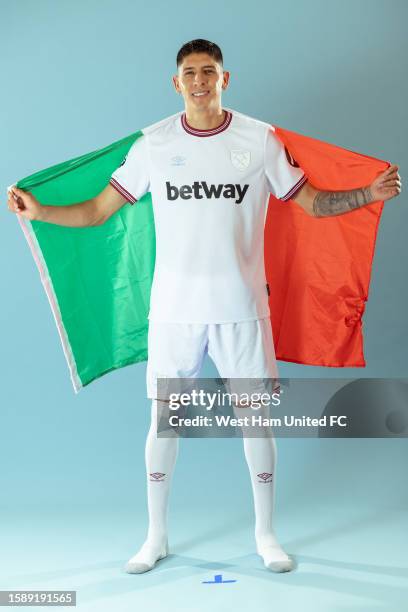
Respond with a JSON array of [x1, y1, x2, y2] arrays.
[[266, 127, 387, 368], [13, 126, 388, 392]]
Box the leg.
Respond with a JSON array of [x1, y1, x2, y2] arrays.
[[126, 321, 208, 574], [241, 431, 293, 572], [208, 319, 293, 572], [125, 400, 179, 574]]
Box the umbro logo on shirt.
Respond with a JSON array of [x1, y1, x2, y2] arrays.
[[166, 181, 249, 204]]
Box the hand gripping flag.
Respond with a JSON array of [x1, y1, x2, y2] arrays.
[[12, 127, 389, 392]]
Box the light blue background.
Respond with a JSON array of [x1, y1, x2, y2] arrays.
[[1, 1, 407, 610]]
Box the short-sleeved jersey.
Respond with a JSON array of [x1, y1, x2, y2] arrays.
[[110, 108, 307, 323]]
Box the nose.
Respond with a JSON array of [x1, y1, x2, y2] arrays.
[[193, 72, 206, 86]]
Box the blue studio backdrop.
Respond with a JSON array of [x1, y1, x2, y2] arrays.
[[1, 1, 407, 611]]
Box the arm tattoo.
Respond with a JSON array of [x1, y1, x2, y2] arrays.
[[313, 186, 373, 217]]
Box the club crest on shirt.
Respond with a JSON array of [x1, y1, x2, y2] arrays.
[[230, 149, 251, 171]]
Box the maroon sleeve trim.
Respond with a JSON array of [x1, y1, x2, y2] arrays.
[[109, 177, 138, 205], [280, 174, 308, 202]]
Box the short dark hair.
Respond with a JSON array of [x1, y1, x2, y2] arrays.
[[176, 39, 223, 68]]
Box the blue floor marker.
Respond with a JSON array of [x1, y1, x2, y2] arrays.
[[202, 574, 237, 584]]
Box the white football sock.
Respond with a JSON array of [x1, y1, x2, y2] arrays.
[[125, 400, 179, 574], [239, 408, 294, 573]]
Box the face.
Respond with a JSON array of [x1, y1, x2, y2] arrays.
[[173, 52, 230, 111]]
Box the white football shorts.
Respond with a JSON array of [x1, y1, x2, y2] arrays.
[[146, 318, 280, 400]]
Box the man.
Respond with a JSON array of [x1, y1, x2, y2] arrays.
[[7, 39, 401, 574]]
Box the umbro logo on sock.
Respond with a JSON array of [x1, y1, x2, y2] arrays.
[[150, 472, 166, 482], [257, 472, 273, 483], [166, 181, 249, 204]]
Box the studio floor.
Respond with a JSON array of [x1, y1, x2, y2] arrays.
[[1, 439, 407, 612]]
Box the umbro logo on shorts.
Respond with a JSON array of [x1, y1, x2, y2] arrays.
[[166, 181, 249, 204], [171, 155, 186, 166]]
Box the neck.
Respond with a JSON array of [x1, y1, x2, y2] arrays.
[[184, 105, 225, 130]]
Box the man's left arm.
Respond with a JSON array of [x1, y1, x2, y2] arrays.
[[292, 164, 402, 216]]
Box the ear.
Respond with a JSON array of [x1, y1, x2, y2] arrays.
[[222, 70, 230, 90], [172, 75, 181, 94]]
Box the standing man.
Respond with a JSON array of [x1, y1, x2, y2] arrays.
[[8, 39, 401, 574]]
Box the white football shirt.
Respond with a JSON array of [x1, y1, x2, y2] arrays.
[[110, 108, 307, 323]]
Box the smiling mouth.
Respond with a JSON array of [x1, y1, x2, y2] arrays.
[[192, 91, 210, 97]]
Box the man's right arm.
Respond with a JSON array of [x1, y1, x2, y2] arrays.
[[7, 183, 128, 227]]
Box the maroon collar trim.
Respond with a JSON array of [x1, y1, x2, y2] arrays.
[[181, 110, 232, 137]]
